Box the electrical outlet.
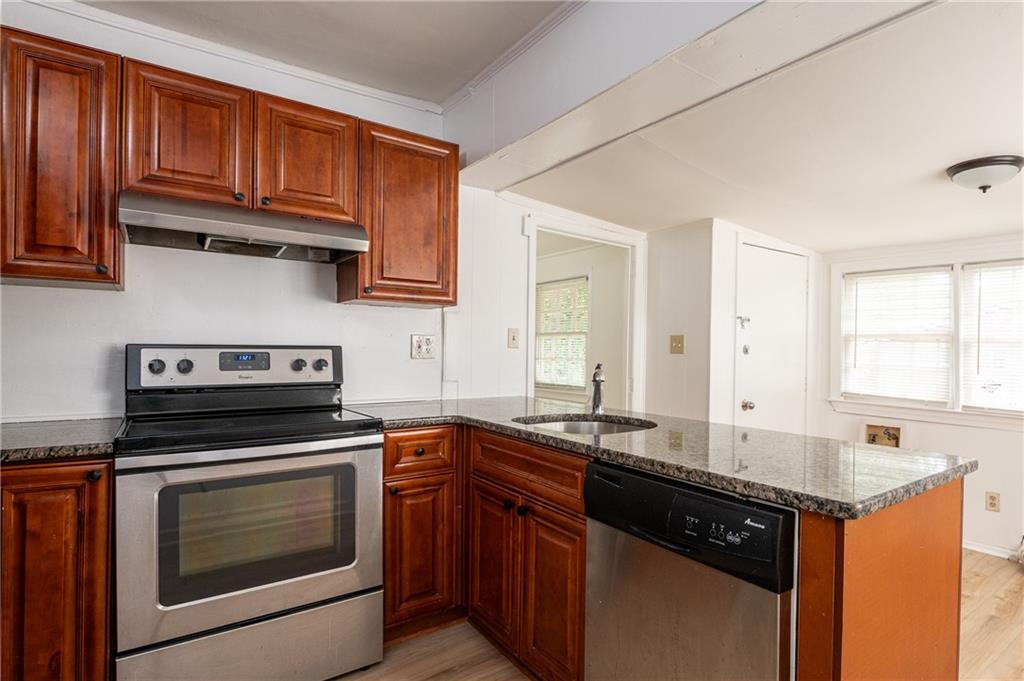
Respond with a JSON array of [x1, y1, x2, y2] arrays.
[[507, 328, 520, 349], [669, 334, 685, 354], [668, 431, 683, 451], [410, 334, 437, 360], [985, 491, 1001, 512]]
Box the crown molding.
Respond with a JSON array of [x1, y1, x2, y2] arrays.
[[16, 0, 443, 115], [440, 1, 587, 112]]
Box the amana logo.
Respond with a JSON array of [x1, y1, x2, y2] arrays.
[[744, 518, 766, 529]]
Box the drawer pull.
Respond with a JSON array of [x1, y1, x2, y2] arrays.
[[516, 504, 529, 517], [87, 470, 103, 482], [388, 486, 399, 496], [503, 499, 514, 511], [414, 447, 426, 457]]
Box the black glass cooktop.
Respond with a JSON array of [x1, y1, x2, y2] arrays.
[[115, 407, 382, 455]]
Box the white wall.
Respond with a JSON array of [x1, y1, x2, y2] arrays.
[[645, 220, 714, 420], [443, 2, 753, 166], [1, 247, 443, 419], [536, 242, 630, 410], [0, 0, 449, 420]]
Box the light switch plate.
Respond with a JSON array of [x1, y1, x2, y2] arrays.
[[507, 328, 520, 349], [669, 334, 685, 354], [411, 334, 437, 359]]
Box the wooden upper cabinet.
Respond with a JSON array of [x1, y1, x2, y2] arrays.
[[1, 28, 121, 285], [255, 93, 358, 221], [338, 121, 458, 306], [123, 59, 252, 206], [1, 460, 111, 681]]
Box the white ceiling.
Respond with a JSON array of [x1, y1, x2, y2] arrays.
[[84, 1, 561, 102], [510, 1, 1024, 252]]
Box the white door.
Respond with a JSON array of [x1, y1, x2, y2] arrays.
[[734, 243, 808, 433]]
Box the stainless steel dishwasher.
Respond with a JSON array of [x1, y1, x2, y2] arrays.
[[584, 461, 797, 681]]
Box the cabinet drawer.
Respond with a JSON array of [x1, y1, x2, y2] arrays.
[[470, 429, 588, 515], [384, 426, 456, 478]]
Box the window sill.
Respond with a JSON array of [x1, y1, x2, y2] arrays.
[[828, 398, 1023, 432]]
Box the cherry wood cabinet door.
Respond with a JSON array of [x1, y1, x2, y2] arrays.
[[467, 477, 521, 654], [1, 28, 121, 285], [383, 472, 456, 626], [1, 460, 111, 681], [255, 93, 358, 221], [337, 121, 458, 305], [123, 59, 252, 206], [519, 502, 586, 681]]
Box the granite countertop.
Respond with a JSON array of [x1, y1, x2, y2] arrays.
[[1, 397, 978, 520], [1, 417, 122, 463], [351, 396, 978, 520]]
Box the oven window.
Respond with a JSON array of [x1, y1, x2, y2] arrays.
[[158, 464, 356, 605]]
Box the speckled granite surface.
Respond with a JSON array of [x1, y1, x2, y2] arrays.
[[1, 418, 121, 463], [0, 398, 977, 519], [352, 396, 978, 520]]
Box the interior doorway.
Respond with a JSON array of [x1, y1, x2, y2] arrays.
[[533, 232, 631, 409], [523, 214, 647, 412]]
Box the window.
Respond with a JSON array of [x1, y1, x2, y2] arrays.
[[840, 259, 1023, 413], [535, 277, 589, 390], [961, 260, 1024, 412]]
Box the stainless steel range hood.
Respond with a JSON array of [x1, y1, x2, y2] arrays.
[[118, 192, 368, 264]]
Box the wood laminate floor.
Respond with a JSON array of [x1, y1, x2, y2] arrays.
[[350, 550, 1021, 680]]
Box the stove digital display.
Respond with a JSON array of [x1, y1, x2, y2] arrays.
[[219, 351, 271, 372]]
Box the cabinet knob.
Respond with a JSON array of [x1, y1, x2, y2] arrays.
[[87, 470, 103, 482], [388, 486, 399, 496], [363, 286, 374, 295], [516, 504, 529, 517], [414, 447, 426, 457], [233, 192, 245, 202], [94, 264, 108, 275], [503, 499, 514, 511], [261, 196, 272, 206]]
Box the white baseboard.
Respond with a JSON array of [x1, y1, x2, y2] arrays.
[[963, 540, 1021, 561]]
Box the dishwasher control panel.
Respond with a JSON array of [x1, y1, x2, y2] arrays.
[[667, 491, 779, 563], [584, 461, 796, 593]]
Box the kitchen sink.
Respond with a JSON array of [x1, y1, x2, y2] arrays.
[[512, 414, 657, 435]]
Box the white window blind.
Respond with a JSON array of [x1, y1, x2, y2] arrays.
[[960, 259, 1024, 412], [535, 277, 589, 389], [841, 266, 953, 404]]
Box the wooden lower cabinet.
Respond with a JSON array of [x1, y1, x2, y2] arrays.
[[468, 475, 586, 681], [1, 459, 111, 681], [468, 477, 521, 653], [383, 472, 456, 625], [519, 501, 586, 681]]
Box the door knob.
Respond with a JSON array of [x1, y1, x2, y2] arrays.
[[516, 505, 529, 516], [233, 192, 245, 202], [414, 447, 426, 457], [261, 196, 272, 206], [741, 400, 756, 411], [503, 499, 514, 511], [87, 470, 104, 482], [388, 486, 399, 495]]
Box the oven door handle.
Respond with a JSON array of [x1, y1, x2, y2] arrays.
[[115, 433, 384, 471]]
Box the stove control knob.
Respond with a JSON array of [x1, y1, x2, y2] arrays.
[[177, 359, 194, 374], [148, 359, 166, 375], [312, 358, 329, 372], [291, 358, 308, 372]]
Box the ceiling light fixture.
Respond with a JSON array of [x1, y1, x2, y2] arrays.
[[946, 155, 1024, 194]]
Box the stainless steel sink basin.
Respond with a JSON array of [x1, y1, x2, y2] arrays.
[[512, 414, 657, 435]]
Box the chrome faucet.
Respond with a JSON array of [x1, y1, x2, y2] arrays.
[[590, 363, 605, 415]]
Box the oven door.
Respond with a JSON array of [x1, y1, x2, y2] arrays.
[[116, 435, 382, 652]]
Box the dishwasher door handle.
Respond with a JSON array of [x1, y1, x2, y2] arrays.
[[626, 524, 695, 556]]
